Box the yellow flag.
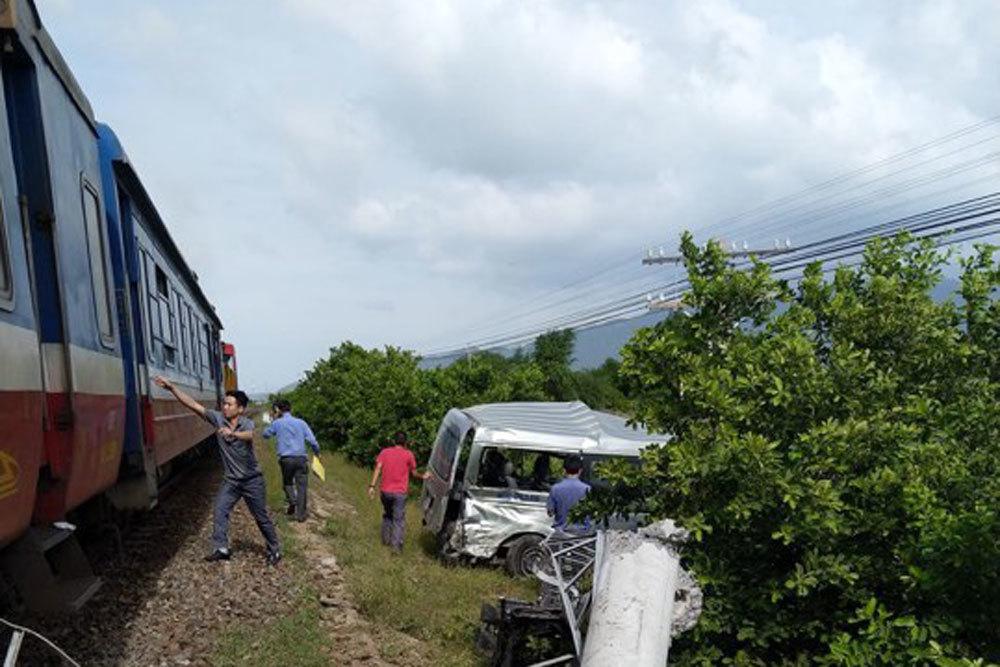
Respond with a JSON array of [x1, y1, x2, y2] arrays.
[[310, 455, 326, 482]]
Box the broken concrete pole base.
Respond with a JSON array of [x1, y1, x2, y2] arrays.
[[581, 519, 702, 667]]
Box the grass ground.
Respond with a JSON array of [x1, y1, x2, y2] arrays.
[[212, 433, 535, 666], [318, 451, 536, 666]]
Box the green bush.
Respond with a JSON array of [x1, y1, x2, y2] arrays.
[[586, 232, 999, 665], [281, 330, 632, 466]]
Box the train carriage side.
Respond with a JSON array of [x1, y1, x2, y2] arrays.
[[0, 0, 231, 612], [0, 0, 125, 528], [0, 54, 42, 550], [97, 123, 225, 475], [0, 0, 128, 611]]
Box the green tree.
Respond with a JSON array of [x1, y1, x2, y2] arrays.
[[286, 343, 552, 464], [534, 329, 578, 401], [572, 358, 629, 413], [286, 342, 428, 464], [586, 232, 1000, 665]]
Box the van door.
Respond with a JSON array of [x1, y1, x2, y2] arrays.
[[421, 408, 474, 533]]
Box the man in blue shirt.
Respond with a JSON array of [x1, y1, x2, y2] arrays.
[[262, 399, 320, 522], [547, 455, 591, 533]]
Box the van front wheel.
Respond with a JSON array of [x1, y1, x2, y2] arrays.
[[504, 535, 546, 577]]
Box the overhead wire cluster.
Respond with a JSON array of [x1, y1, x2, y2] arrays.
[[420, 114, 1000, 360]]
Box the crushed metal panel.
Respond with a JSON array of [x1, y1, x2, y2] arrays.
[[460, 490, 552, 559], [464, 401, 670, 455]]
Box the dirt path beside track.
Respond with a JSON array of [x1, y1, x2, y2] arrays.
[[3, 461, 396, 666]]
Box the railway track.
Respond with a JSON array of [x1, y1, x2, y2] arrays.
[[1, 456, 303, 666]]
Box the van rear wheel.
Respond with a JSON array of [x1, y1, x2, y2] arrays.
[[504, 535, 546, 577]]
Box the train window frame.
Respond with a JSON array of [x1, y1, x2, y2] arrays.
[[81, 178, 115, 348], [0, 199, 14, 311], [200, 322, 211, 379], [142, 250, 161, 364], [187, 305, 197, 373], [137, 247, 153, 353], [178, 292, 190, 371], [149, 262, 177, 367]]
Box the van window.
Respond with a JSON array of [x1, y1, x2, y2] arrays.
[[474, 448, 567, 492], [82, 183, 114, 344], [0, 201, 12, 308]]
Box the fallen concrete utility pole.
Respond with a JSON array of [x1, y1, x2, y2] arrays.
[[581, 519, 701, 667], [476, 519, 701, 666]]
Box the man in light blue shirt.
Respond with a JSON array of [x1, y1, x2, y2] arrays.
[[547, 455, 591, 533], [262, 399, 320, 522]]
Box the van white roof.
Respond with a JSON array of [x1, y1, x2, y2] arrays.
[[462, 401, 670, 455]]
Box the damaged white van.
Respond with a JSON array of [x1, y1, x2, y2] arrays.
[[420, 401, 669, 576]]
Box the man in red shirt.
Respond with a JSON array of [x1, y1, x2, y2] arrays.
[[368, 431, 430, 552]]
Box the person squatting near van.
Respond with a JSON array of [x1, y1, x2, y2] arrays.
[[547, 455, 591, 533], [262, 399, 320, 522], [368, 432, 430, 553], [153, 376, 281, 566]]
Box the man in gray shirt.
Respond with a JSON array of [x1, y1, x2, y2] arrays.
[[154, 376, 281, 566]]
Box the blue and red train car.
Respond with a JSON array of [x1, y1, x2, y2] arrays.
[[0, 0, 236, 611]]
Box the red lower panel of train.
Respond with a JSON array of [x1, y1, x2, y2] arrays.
[[0, 391, 44, 547], [145, 397, 215, 467], [33, 393, 126, 523]]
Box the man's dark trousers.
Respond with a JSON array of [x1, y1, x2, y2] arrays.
[[280, 455, 309, 521], [212, 474, 280, 554], [380, 492, 407, 550]]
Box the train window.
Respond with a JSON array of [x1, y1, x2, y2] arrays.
[[82, 182, 114, 346], [0, 200, 13, 309], [201, 323, 211, 379], [142, 255, 180, 367], [167, 290, 178, 345], [153, 266, 177, 365], [188, 306, 197, 372], [143, 253, 162, 362], [137, 248, 153, 353], [178, 294, 189, 370], [155, 265, 168, 297]]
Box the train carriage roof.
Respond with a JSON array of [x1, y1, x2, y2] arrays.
[[100, 124, 223, 330], [1, 0, 96, 129]]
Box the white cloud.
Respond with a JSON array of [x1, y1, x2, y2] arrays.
[[38, 0, 1000, 390]]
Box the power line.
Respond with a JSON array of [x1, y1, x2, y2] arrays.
[[426, 194, 1000, 354], [420, 114, 1000, 355], [422, 193, 1000, 356]]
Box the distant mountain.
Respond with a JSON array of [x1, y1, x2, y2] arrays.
[[419, 310, 669, 371], [420, 274, 967, 372], [570, 311, 668, 368]]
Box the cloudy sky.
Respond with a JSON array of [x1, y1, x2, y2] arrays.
[[42, 0, 1000, 393]]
